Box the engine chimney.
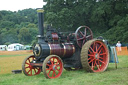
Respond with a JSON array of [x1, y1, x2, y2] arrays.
[[37, 9, 45, 43]]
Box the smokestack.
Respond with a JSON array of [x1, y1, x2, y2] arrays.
[[37, 9, 45, 43]]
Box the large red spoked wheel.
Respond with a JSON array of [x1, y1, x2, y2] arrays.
[[75, 26, 93, 48], [22, 55, 41, 76], [43, 55, 63, 79], [81, 39, 109, 72]]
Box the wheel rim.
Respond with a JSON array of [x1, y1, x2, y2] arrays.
[[88, 41, 108, 72], [22, 55, 41, 76], [75, 26, 93, 48], [43, 55, 63, 79]]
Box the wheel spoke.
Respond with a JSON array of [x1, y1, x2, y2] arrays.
[[98, 49, 102, 54], [91, 61, 94, 70], [55, 65, 60, 70], [34, 68, 36, 74], [99, 60, 105, 64], [78, 30, 84, 36], [77, 37, 84, 41], [47, 70, 51, 76], [37, 67, 40, 70], [25, 62, 30, 65], [30, 69, 32, 75], [25, 66, 29, 69], [89, 49, 93, 54], [93, 60, 96, 67], [84, 28, 87, 37], [100, 52, 107, 56], [28, 59, 31, 63], [52, 71, 55, 77], [56, 68, 60, 72], [95, 60, 100, 70], [50, 59, 53, 65], [46, 68, 51, 71], [55, 61, 59, 65], [88, 54, 94, 57], [47, 63, 51, 67], [99, 57, 103, 59], [88, 57, 92, 60], [56, 64, 60, 68], [32, 57, 34, 60], [27, 69, 31, 74], [54, 71, 57, 76], [86, 35, 91, 39], [90, 47, 95, 53], [88, 58, 95, 64], [82, 39, 86, 46], [97, 44, 102, 52], [97, 60, 101, 68], [52, 71, 54, 77]]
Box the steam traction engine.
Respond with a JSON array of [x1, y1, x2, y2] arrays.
[[22, 9, 109, 79]]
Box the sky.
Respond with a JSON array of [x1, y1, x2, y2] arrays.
[[0, 0, 46, 11]]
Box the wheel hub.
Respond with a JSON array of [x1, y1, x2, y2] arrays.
[[95, 53, 99, 59], [52, 65, 56, 70]]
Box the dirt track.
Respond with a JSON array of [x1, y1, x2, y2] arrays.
[[0, 50, 32, 55], [0, 50, 32, 74]]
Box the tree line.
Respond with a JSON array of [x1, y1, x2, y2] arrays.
[[0, 0, 128, 45], [43, 0, 128, 44], [0, 9, 38, 45]]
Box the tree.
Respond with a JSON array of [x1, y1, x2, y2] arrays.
[[18, 28, 31, 44]]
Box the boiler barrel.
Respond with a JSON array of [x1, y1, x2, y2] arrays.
[[48, 43, 75, 57], [34, 43, 75, 58]]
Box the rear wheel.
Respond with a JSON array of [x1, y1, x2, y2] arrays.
[[81, 39, 109, 72], [22, 55, 41, 76], [43, 55, 63, 79]]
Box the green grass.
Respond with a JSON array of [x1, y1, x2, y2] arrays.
[[0, 54, 30, 57], [0, 56, 128, 85]]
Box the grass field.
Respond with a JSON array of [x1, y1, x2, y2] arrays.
[[0, 51, 32, 74], [0, 51, 128, 85]]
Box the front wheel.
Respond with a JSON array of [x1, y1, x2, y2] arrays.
[[81, 39, 109, 72], [22, 55, 41, 76], [43, 55, 63, 79]]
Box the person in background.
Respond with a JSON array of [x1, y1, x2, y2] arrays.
[[116, 41, 122, 52]]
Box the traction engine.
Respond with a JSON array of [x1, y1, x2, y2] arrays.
[[22, 9, 109, 79]]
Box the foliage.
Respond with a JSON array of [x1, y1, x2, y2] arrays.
[[43, 0, 128, 44], [0, 9, 38, 45], [0, 0, 128, 45]]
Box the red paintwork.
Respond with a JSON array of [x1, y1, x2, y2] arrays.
[[52, 33, 59, 40], [45, 56, 63, 79], [24, 55, 41, 76], [88, 41, 108, 72], [49, 43, 75, 57]]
